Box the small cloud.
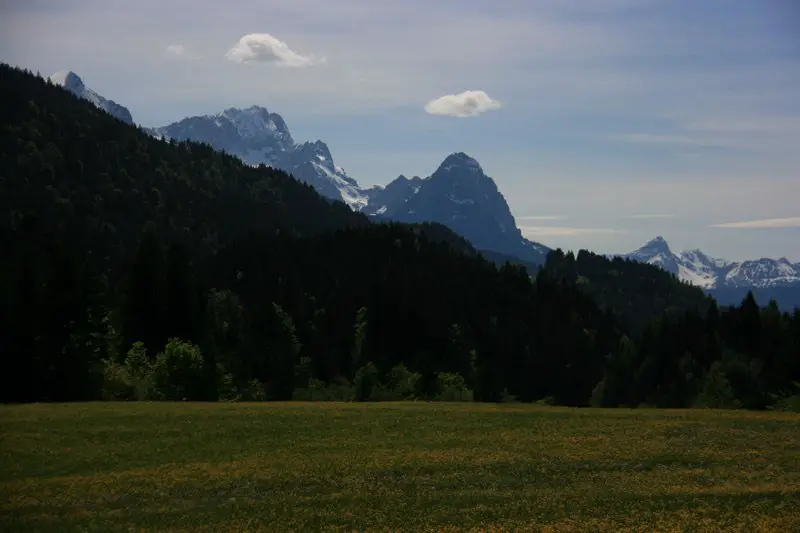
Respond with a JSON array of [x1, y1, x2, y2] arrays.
[[166, 44, 186, 57], [520, 226, 625, 237], [226, 33, 323, 67], [425, 90, 502, 118], [165, 44, 202, 60], [620, 213, 677, 219], [711, 217, 800, 229]]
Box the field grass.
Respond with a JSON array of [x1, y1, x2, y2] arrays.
[[2, 402, 799, 532]]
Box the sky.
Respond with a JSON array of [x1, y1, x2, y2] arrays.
[[2, 0, 799, 260]]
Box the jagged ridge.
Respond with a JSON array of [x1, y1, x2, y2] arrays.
[[49, 71, 134, 125]]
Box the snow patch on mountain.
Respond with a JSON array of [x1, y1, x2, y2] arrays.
[[724, 258, 800, 288], [311, 161, 368, 210]]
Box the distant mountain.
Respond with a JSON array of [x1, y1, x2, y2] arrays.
[[151, 110, 548, 263], [51, 77, 549, 262], [621, 237, 800, 309], [48, 71, 134, 124], [150, 106, 369, 209], [364, 152, 550, 264], [149, 106, 294, 165]]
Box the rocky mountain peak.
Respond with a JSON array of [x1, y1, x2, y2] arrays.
[[434, 152, 484, 177], [364, 153, 549, 264], [49, 70, 85, 91], [643, 236, 671, 253], [48, 70, 134, 125]]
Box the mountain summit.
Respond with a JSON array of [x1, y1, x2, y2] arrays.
[[436, 152, 484, 176], [626, 236, 681, 274], [151, 106, 294, 166], [365, 152, 549, 264], [48, 71, 134, 124]]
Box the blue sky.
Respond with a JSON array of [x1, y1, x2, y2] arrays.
[[2, 0, 799, 260]]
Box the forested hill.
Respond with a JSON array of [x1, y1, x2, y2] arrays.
[[0, 65, 368, 273], [2, 63, 799, 410], [544, 249, 714, 332]]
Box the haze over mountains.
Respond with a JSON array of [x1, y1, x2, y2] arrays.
[[47, 71, 796, 305]]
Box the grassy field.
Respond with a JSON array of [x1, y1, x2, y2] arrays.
[[2, 402, 799, 532]]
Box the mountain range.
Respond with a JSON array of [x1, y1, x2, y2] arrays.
[[47, 70, 796, 305], [621, 237, 800, 309], [143, 99, 548, 263]]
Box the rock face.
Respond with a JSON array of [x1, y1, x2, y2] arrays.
[[151, 106, 294, 166], [49, 71, 134, 125], [621, 237, 800, 309], [150, 106, 369, 210], [364, 152, 549, 264]]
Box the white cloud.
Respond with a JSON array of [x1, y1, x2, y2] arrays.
[[424, 90, 502, 118], [225, 33, 323, 67], [711, 217, 800, 229], [165, 44, 202, 60], [520, 226, 625, 237], [165, 44, 186, 57]]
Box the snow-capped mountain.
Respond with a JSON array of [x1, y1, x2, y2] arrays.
[[621, 237, 800, 311], [621, 237, 800, 309], [150, 106, 369, 209], [48, 71, 133, 125], [622, 236, 799, 290], [150, 106, 294, 166], [723, 257, 800, 288], [364, 152, 550, 264], [624, 236, 683, 276]]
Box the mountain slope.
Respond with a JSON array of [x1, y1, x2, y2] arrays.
[[48, 71, 134, 124], [621, 237, 800, 309], [365, 152, 550, 264]]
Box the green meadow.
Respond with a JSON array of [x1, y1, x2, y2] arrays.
[[2, 402, 799, 532]]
